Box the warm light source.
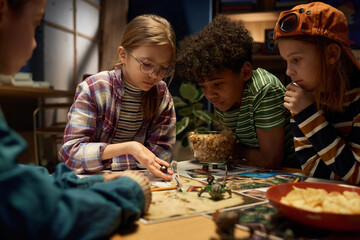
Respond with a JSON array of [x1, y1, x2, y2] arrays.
[[227, 12, 280, 43]]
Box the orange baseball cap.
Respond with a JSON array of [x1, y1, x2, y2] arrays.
[[273, 2, 360, 70]]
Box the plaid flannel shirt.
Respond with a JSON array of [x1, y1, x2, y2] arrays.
[[59, 68, 176, 173]]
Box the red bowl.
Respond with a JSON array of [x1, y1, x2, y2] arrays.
[[266, 182, 360, 231]]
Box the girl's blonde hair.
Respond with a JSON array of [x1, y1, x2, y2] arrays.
[[283, 35, 354, 112], [115, 14, 176, 120]]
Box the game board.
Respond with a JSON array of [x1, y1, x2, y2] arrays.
[[140, 161, 304, 224], [142, 176, 263, 223], [225, 172, 303, 190]]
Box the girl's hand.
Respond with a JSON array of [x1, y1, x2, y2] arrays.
[[130, 142, 173, 181], [284, 83, 314, 115]]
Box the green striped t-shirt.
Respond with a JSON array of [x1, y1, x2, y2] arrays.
[[216, 68, 298, 168]]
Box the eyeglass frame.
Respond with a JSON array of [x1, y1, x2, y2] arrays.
[[124, 48, 173, 78]]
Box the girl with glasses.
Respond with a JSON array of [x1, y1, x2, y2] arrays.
[[0, 0, 152, 238], [60, 14, 176, 180], [274, 2, 360, 184]]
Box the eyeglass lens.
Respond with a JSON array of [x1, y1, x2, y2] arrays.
[[279, 13, 298, 33], [141, 60, 172, 78]]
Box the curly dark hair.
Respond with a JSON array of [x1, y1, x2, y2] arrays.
[[8, 0, 29, 10], [176, 15, 253, 83]]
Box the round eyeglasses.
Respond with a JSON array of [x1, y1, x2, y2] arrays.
[[278, 13, 298, 33], [125, 49, 173, 78]]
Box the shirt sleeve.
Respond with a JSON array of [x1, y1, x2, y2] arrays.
[[51, 163, 105, 189], [59, 80, 110, 173], [254, 83, 287, 130], [292, 104, 360, 185], [0, 163, 146, 240], [0, 114, 146, 239], [146, 85, 176, 162]]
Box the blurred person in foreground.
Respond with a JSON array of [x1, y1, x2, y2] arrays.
[[0, 0, 152, 239]]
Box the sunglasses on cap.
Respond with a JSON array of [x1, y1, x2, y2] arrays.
[[278, 12, 298, 33]]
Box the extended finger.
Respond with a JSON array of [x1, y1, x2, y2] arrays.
[[146, 157, 157, 167], [152, 161, 173, 175], [150, 167, 172, 181], [155, 158, 171, 167], [157, 171, 172, 181], [286, 85, 296, 92], [284, 95, 292, 103]]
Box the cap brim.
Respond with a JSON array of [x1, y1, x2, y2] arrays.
[[344, 48, 360, 71]]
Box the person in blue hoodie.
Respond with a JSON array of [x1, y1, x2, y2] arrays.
[[0, 1, 152, 239]]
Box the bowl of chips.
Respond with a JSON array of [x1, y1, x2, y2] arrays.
[[266, 182, 360, 231], [187, 130, 235, 165]]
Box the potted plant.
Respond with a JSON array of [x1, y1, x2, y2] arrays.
[[174, 82, 219, 147]]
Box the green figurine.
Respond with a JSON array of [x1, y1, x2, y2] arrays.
[[198, 175, 232, 200]]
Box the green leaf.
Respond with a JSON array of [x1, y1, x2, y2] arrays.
[[176, 116, 189, 135], [181, 135, 189, 147], [193, 88, 204, 102], [173, 96, 188, 108], [194, 126, 210, 132], [193, 110, 216, 124], [178, 106, 194, 117], [178, 103, 203, 117], [192, 102, 203, 111], [180, 82, 198, 103]]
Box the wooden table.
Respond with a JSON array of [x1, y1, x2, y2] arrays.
[[0, 85, 74, 98], [83, 160, 360, 240], [110, 164, 304, 240], [111, 215, 249, 240]]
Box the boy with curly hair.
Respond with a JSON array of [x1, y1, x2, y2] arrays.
[[176, 15, 298, 169]]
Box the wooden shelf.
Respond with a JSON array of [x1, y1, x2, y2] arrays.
[[253, 54, 284, 69], [225, 11, 279, 43], [215, 0, 288, 84], [0, 85, 74, 99]]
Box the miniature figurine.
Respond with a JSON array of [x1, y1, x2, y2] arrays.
[[198, 175, 232, 200], [212, 210, 238, 240], [171, 161, 183, 191], [202, 165, 209, 172], [160, 165, 168, 173], [171, 161, 177, 173]]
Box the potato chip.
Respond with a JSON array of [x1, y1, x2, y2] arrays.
[[280, 186, 360, 214]]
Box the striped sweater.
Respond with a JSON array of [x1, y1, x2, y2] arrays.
[[291, 87, 360, 185]]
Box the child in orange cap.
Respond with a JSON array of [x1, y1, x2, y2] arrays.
[[274, 2, 360, 184]]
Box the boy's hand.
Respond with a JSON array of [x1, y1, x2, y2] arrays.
[[228, 139, 246, 165]]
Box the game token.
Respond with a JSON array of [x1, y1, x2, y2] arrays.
[[160, 165, 168, 173]]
